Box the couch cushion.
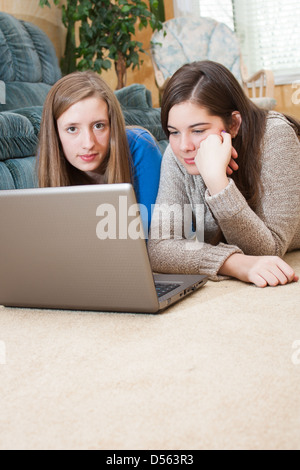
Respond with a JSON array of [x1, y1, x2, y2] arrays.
[[0, 110, 39, 160], [0, 162, 15, 189], [0, 83, 52, 111], [115, 83, 154, 109], [0, 12, 61, 111], [115, 84, 167, 145], [0, 12, 61, 84], [122, 107, 167, 145], [0, 157, 37, 190], [11, 106, 43, 135]]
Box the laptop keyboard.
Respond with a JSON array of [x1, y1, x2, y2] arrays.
[[155, 282, 181, 298]]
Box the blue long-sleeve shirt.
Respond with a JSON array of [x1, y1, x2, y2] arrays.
[[126, 128, 162, 233]]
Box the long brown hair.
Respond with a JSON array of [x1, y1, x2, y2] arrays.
[[38, 71, 132, 187], [162, 61, 294, 210]]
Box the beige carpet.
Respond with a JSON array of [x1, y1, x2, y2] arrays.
[[1, 251, 300, 450]]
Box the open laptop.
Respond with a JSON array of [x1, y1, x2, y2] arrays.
[[0, 184, 207, 313]]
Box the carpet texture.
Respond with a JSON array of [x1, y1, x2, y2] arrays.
[[0, 251, 300, 450]]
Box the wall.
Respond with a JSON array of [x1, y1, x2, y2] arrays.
[[1, 0, 299, 117], [275, 84, 300, 120]]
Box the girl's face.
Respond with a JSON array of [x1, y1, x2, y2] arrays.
[[57, 96, 111, 175], [167, 101, 227, 175]]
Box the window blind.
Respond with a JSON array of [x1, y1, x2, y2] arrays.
[[173, 0, 200, 17], [197, 0, 234, 31], [173, 0, 233, 28], [173, 0, 300, 84], [234, 0, 300, 82]]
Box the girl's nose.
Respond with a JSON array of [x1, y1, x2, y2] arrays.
[[82, 129, 95, 150], [180, 134, 195, 153]]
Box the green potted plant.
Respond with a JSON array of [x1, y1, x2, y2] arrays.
[[39, 0, 164, 89]]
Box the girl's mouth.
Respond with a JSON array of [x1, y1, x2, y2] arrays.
[[184, 158, 196, 165], [79, 154, 98, 162]]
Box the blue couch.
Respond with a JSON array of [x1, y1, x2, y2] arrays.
[[0, 12, 167, 190]]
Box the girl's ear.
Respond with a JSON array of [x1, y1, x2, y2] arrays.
[[230, 111, 242, 138]]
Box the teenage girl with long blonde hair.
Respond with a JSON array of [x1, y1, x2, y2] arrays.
[[38, 70, 162, 230]]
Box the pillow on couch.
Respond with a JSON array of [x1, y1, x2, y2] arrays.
[[115, 84, 168, 149], [0, 12, 61, 112], [0, 157, 37, 190], [0, 107, 41, 189], [0, 108, 42, 160]]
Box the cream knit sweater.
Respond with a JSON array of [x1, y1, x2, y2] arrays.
[[148, 112, 300, 280]]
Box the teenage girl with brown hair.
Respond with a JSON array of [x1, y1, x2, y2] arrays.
[[148, 61, 300, 287]]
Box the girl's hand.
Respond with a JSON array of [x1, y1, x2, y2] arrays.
[[219, 253, 299, 287], [195, 132, 237, 194], [226, 146, 239, 175]]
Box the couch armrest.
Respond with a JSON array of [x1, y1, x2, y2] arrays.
[[0, 108, 42, 161]]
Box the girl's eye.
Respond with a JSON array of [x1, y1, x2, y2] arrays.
[[169, 129, 206, 136], [67, 126, 77, 134], [94, 122, 105, 130]]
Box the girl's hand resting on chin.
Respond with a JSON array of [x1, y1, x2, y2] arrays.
[[194, 132, 238, 195], [226, 145, 239, 175]]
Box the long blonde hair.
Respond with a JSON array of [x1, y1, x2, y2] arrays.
[[38, 71, 132, 187]]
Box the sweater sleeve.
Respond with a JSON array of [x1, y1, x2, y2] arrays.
[[205, 116, 300, 256], [148, 146, 243, 279]]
